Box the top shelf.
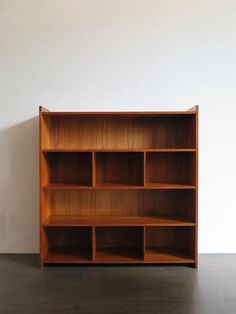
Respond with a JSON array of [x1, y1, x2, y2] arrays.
[[40, 108, 197, 150], [41, 111, 197, 117], [42, 148, 196, 153]]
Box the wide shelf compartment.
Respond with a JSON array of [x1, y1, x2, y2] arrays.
[[95, 227, 144, 262], [43, 152, 92, 187], [41, 114, 196, 150], [43, 227, 92, 263], [145, 226, 195, 263], [95, 152, 144, 187], [146, 152, 195, 186], [46, 190, 195, 221]]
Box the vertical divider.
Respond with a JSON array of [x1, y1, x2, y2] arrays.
[[143, 226, 146, 260], [143, 151, 146, 187], [92, 226, 96, 261], [92, 152, 96, 187]]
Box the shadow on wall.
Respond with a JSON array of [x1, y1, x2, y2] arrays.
[[0, 117, 39, 253]]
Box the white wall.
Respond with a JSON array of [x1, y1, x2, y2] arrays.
[[0, 0, 236, 253]]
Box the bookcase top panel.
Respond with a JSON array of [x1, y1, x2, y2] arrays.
[[41, 111, 196, 116]]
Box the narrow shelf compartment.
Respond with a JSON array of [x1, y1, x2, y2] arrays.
[[146, 152, 195, 186], [43, 227, 92, 264], [43, 152, 92, 186], [95, 227, 143, 262], [43, 215, 195, 227], [145, 226, 195, 263], [96, 152, 144, 187]]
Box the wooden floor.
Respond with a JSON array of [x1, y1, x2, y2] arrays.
[[0, 254, 235, 314]]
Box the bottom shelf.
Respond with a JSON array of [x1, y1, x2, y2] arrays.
[[44, 248, 91, 264], [145, 248, 194, 264], [43, 247, 194, 264], [42, 226, 195, 265], [95, 248, 142, 263]]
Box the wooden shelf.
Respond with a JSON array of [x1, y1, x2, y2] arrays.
[[95, 248, 142, 263], [145, 248, 194, 264], [42, 111, 196, 116], [42, 148, 196, 153], [43, 183, 93, 190], [44, 248, 91, 264], [40, 106, 198, 266], [43, 183, 195, 190], [43, 215, 195, 227], [144, 183, 196, 190]]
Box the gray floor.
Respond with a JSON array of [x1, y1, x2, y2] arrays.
[[0, 254, 235, 314]]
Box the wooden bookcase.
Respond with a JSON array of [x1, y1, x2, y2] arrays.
[[39, 106, 198, 267]]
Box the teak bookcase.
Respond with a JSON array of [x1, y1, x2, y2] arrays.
[[39, 106, 198, 267]]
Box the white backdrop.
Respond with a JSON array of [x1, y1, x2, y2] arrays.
[[0, 0, 236, 253]]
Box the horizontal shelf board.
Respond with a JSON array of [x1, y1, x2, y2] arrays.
[[43, 183, 196, 190], [42, 215, 195, 227], [146, 149, 196, 152], [42, 148, 196, 153], [42, 111, 196, 117], [95, 248, 142, 263], [145, 248, 195, 264], [43, 183, 94, 190], [43, 248, 195, 264], [145, 183, 196, 190], [44, 248, 91, 264]]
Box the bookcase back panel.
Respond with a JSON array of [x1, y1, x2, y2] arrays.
[[43, 115, 196, 149], [96, 227, 142, 249], [48, 190, 195, 220], [96, 152, 144, 186], [146, 227, 195, 255], [146, 152, 196, 185], [46, 227, 92, 248], [46, 152, 92, 185]]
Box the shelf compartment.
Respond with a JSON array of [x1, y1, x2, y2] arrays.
[[44, 152, 92, 186], [43, 215, 195, 227], [44, 227, 92, 263], [145, 226, 195, 263], [46, 190, 195, 222], [41, 115, 196, 150], [95, 152, 144, 187], [146, 152, 195, 186], [95, 227, 143, 262]]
